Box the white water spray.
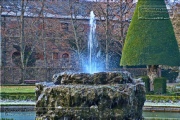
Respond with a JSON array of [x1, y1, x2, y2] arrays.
[[89, 11, 96, 73], [83, 11, 104, 74]]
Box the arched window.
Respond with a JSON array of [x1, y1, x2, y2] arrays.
[[61, 23, 68, 31], [53, 52, 58, 59], [62, 53, 69, 58], [35, 53, 44, 60], [12, 52, 21, 66], [61, 53, 70, 68]]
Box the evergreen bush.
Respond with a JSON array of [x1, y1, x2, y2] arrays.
[[154, 77, 166, 94], [146, 95, 180, 102], [141, 76, 150, 92], [120, 0, 180, 66]]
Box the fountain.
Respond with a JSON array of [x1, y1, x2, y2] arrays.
[[35, 11, 146, 120], [36, 71, 146, 120], [83, 11, 103, 74]]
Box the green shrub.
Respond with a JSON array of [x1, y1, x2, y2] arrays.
[[141, 76, 150, 93], [154, 77, 166, 94], [0, 93, 35, 100], [120, 0, 180, 66], [146, 95, 180, 102]]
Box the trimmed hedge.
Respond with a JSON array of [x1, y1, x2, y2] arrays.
[[120, 0, 180, 66], [141, 76, 150, 92], [0, 92, 35, 100], [154, 77, 166, 94], [146, 95, 180, 102]]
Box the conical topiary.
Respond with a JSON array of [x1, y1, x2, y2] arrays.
[[120, 0, 180, 66]]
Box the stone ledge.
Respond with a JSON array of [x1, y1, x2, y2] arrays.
[[1, 104, 180, 112], [143, 106, 180, 112], [36, 72, 146, 119]]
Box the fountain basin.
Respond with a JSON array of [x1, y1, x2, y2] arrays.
[[36, 71, 146, 120]]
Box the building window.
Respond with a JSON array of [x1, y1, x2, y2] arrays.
[[61, 23, 68, 31], [62, 53, 69, 58], [62, 53, 69, 62], [53, 52, 58, 59], [61, 53, 70, 68], [35, 53, 44, 60], [12, 52, 21, 66]]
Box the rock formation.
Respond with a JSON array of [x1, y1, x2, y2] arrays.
[[36, 71, 146, 120]]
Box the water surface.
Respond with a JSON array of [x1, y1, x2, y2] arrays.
[[1, 111, 180, 120]]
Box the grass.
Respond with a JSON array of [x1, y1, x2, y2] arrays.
[[0, 85, 180, 102], [0, 85, 36, 101], [146, 95, 180, 103], [0, 85, 35, 93]]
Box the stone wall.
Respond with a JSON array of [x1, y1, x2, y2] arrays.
[[36, 71, 146, 120], [0, 67, 147, 84], [0, 67, 79, 84]]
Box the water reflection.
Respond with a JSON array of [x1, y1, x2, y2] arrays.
[[1, 111, 180, 120], [143, 111, 180, 119], [1, 111, 36, 120]]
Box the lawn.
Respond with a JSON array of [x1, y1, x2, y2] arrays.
[[0, 85, 35, 93], [0, 85, 36, 100], [0, 84, 180, 102]]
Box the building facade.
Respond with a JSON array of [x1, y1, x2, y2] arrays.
[[3, 0, 170, 83]]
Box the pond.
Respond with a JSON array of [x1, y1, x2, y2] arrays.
[[143, 111, 180, 119], [1, 111, 180, 120]]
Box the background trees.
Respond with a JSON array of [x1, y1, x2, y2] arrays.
[[93, 0, 136, 69], [1, 0, 61, 82], [1, 0, 39, 83]]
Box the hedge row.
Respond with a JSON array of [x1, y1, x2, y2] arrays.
[[141, 76, 150, 92], [154, 77, 166, 94], [141, 76, 167, 94], [0, 93, 35, 100], [146, 95, 180, 102]]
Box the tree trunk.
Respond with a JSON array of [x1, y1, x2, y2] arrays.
[[147, 65, 161, 91], [68, 1, 82, 70], [20, 67, 26, 84], [0, 6, 2, 67], [20, 0, 25, 83], [105, 2, 109, 70], [176, 66, 180, 83]]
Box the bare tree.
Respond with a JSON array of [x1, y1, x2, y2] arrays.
[[92, 0, 136, 69], [0, 6, 2, 67], [53, 0, 89, 69], [1, 0, 49, 83]]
